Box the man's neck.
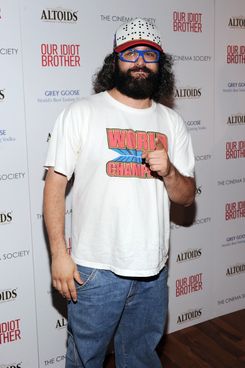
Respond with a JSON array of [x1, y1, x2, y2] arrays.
[[108, 88, 152, 109]]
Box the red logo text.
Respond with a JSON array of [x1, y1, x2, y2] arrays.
[[227, 45, 245, 64], [41, 43, 80, 67], [225, 201, 245, 221], [176, 273, 203, 297], [226, 140, 245, 159], [0, 319, 21, 344], [173, 11, 202, 32]]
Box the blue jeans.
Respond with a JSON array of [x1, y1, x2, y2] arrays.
[[66, 265, 168, 368]]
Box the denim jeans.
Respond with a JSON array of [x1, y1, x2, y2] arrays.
[[66, 265, 168, 368]]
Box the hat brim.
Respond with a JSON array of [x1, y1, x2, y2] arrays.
[[114, 39, 163, 53]]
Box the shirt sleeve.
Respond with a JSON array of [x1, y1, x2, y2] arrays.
[[44, 103, 86, 180], [172, 114, 195, 178]]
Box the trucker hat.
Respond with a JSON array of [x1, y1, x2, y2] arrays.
[[114, 18, 163, 53]]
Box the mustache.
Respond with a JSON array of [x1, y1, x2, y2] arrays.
[[127, 66, 152, 74]]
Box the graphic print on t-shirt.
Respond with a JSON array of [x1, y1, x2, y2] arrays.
[[106, 128, 168, 179]]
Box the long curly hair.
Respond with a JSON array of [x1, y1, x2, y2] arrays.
[[93, 52, 175, 108]]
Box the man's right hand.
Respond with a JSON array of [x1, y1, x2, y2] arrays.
[[51, 250, 83, 302]]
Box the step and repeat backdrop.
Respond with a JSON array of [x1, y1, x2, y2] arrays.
[[0, 0, 244, 367]]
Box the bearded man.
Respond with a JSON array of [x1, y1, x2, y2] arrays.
[[43, 18, 196, 368]]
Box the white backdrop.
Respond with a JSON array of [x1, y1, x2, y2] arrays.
[[0, 0, 244, 367]]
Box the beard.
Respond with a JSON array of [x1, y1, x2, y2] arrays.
[[114, 62, 160, 100]]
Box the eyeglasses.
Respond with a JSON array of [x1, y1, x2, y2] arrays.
[[118, 48, 160, 63]]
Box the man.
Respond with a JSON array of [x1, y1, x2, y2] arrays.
[[44, 18, 195, 368]]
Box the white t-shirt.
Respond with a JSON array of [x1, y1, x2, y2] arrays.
[[45, 91, 195, 277]]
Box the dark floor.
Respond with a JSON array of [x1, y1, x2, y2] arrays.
[[104, 309, 245, 367]]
